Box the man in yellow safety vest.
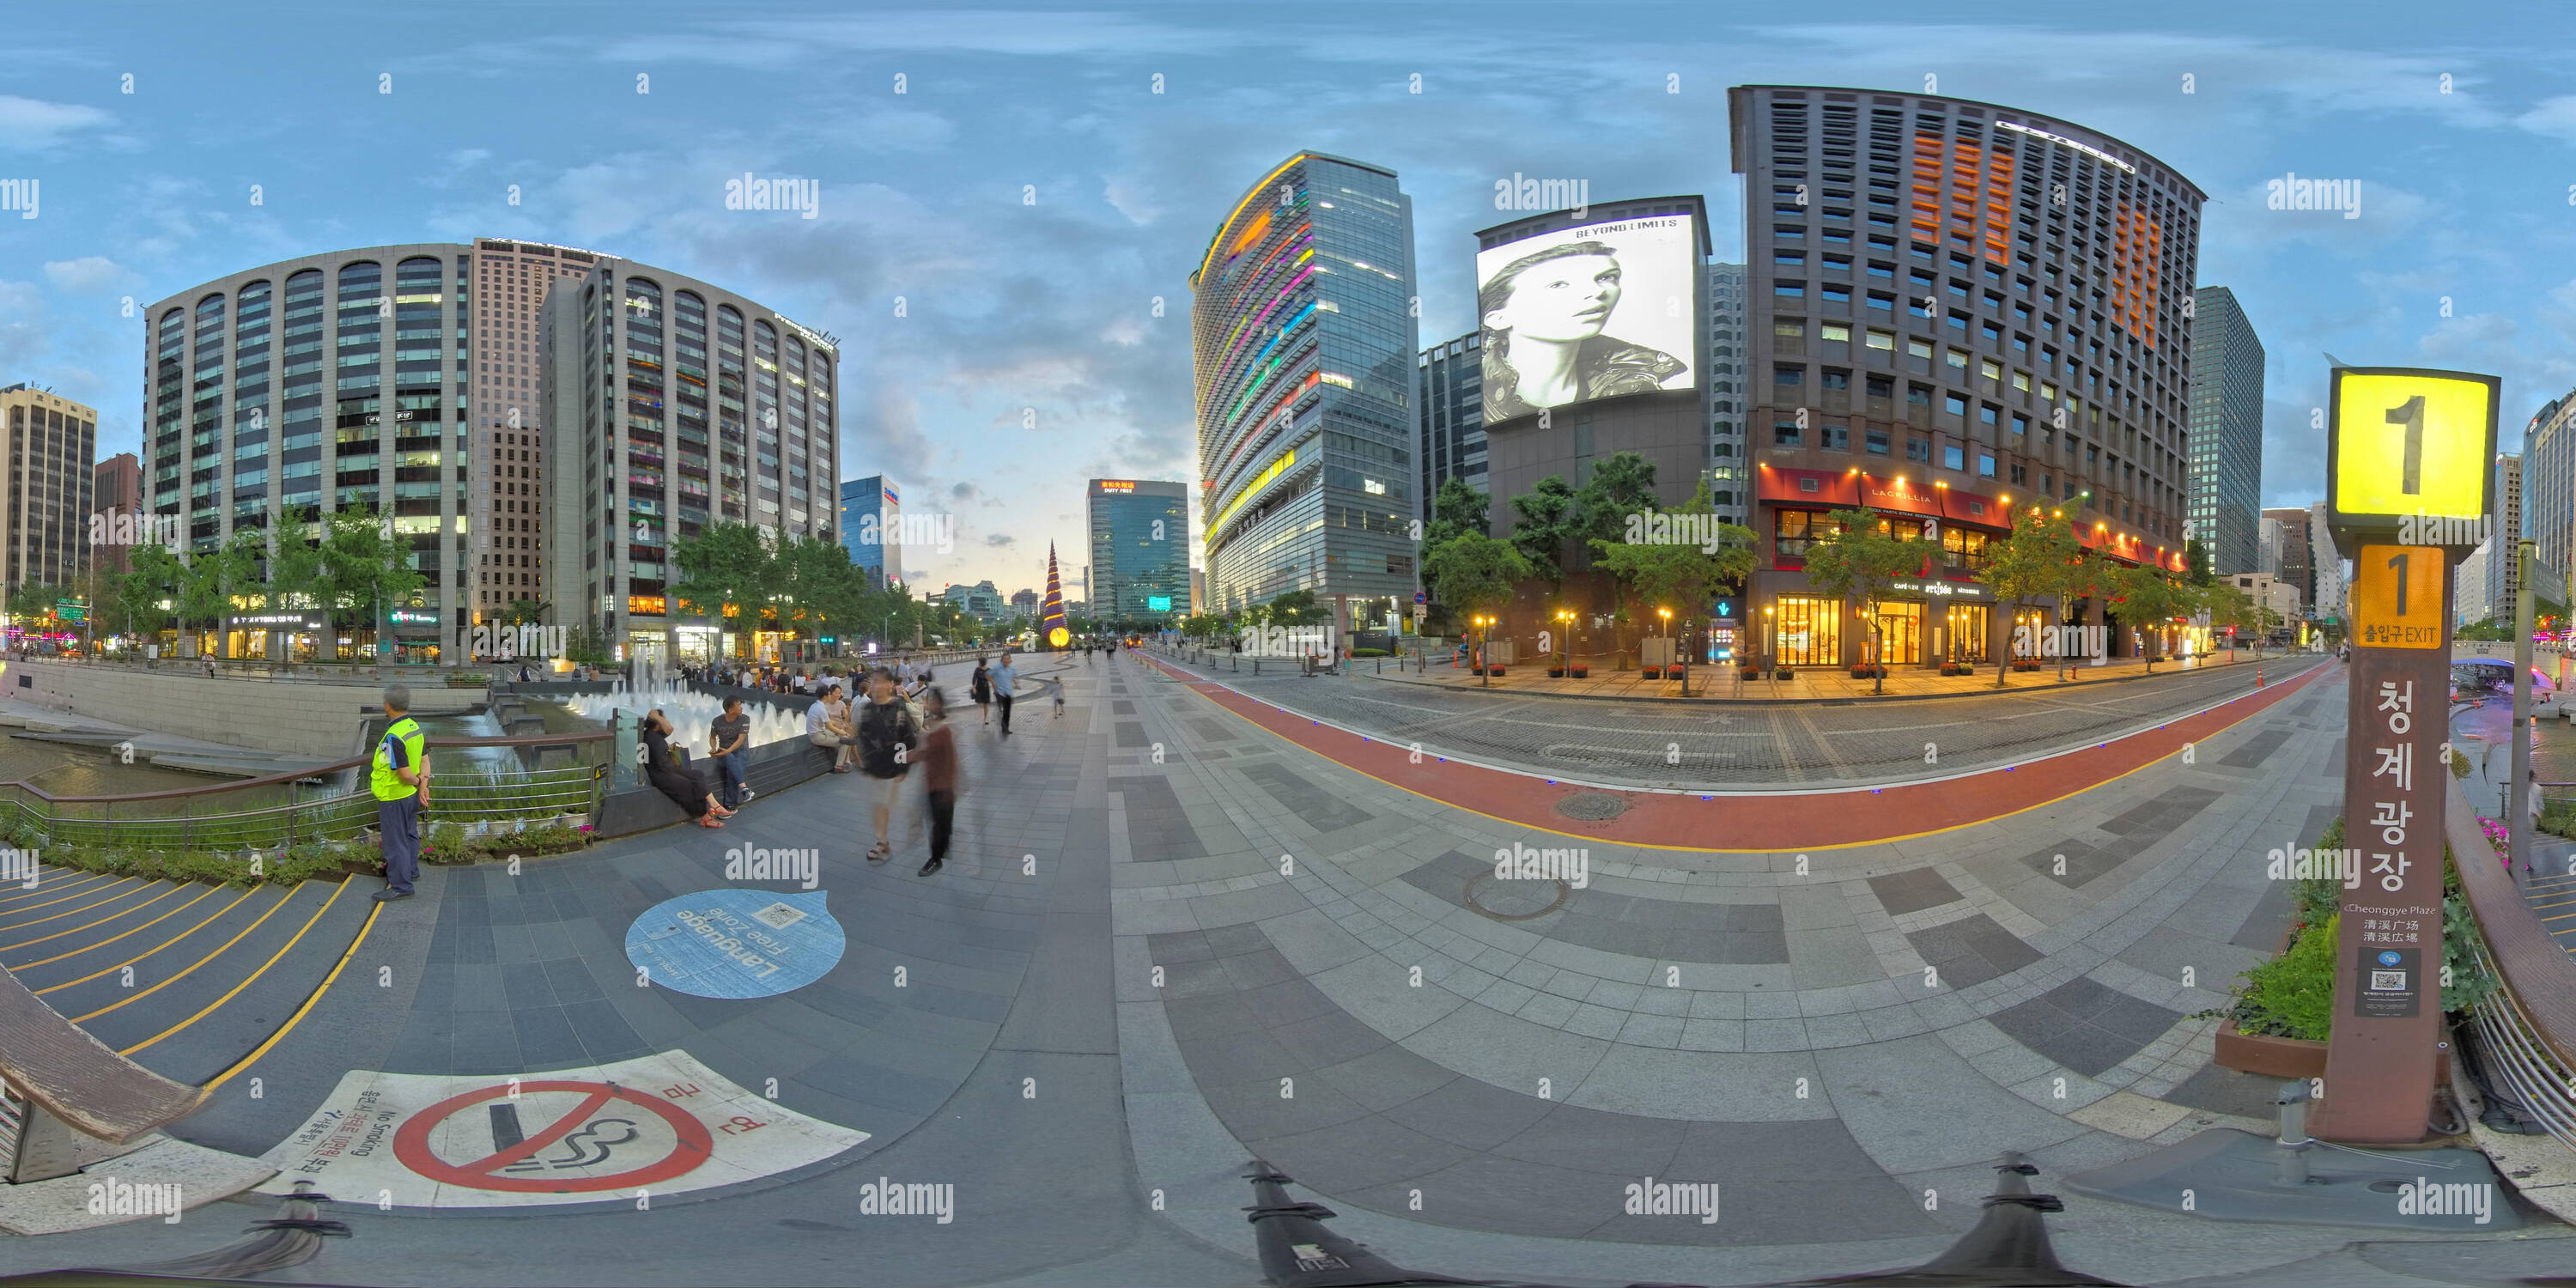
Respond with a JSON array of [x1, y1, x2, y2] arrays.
[[371, 684, 430, 902]]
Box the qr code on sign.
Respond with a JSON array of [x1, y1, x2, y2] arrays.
[[2370, 969, 2406, 992], [752, 902, 807, 930]]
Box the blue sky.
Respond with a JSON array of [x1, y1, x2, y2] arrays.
[[4, 0, 2575, 594]]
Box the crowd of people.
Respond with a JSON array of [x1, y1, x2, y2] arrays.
[[635, 650, 1051, 878]]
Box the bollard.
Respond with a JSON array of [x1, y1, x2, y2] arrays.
[[2257, 666, 2264, 689], [2274, 1078, 2313, 1186]]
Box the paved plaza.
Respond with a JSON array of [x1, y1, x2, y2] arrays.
[[3, 651, 2568, 1286]]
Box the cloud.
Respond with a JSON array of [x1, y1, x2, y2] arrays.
[[985, 532, 1016, 547], [950, 481, 981, 502], [42, 256, 130, 294], [2516, 95, 2576, 145], [0, 96, 114, 151], [0, 280, 51, 374]]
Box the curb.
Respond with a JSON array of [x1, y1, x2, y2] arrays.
[[1316, 654, 2329, 708]]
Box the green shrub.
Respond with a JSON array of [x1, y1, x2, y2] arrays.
[[1349, 647, 1389, 658], [2233, 911, 2338, 1040]]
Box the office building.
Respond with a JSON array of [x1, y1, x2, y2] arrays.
[[2227, 571, 2301, 628], [1416, 332, 1486, 526], [1088, 477, 1190, 622], [1707, 259, 1749, 524], [466, 240, 597, 626], [1477, 196, 1716, 548], [2484, 452, 2527, 617], [1192, 152, 1419, 625], [2257, 514, 2283, 578], [2306, 499, 2343, 626], [941, 580, 1002, 620], [0, 385, 96, 597], [2458, 543, 2491, 626], [1730, 85, 2204, 666], [2523, 398, 2567, 615], [90, 450, 143, 575], [839, 475, 901, 589], [1010, 588, 1038, 618], [540, 257, 840, 664], [2262, 507, 2312, 608], [2188, 286, 2264, 575]]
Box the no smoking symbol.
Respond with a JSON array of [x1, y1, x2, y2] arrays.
[[392, 1081, 713, 1194]]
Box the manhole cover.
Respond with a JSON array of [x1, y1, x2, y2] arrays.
[[1556, 792, 1629, 820], [1462, 872, 1571, 921]]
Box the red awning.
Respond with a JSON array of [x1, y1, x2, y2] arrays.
[[1756, 465, 1860, 507], [1940, 488, 2009, 527], [1853, 473, 1941, 518]]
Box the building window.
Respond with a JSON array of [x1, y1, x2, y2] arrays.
[[1866, 330, 1895, 350], [1775, 421, 1802, 447], [1868, 428, 1893, 456], [1821, 368, 1850, 391], [1775, 365, 1804, 386], [1867, 374, 1893, 398], [1978, 452, 1996, 477], [1820, 422, 1849, 450], [1774, 593, 1843, 666], [1820, 322, 1851, 343]]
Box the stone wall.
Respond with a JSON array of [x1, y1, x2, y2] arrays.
[[5, 662, 485, 758]]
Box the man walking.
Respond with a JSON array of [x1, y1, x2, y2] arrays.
[[372, 684, 429, 902], [711, 695, 754, 808], [991, 652, 1018, 737]]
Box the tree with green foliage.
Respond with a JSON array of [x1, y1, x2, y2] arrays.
[[1571, 451, 1659, 554], [501, 597, 552, 626], [1424, 532, 1532, 688], [1266, 588, 1326, 626], [2108, 562, 2197, 673], [1801, 507, 1920, 695], [315, 508, 427, 652], [113, 544, 184, 642], [2203, 580, 2257, 659], [1508, 475, 1579, 586], [1421, 477, 1491, 551], [2183, 536, 2213, 587], [1586, 482, 1753, 690], [666, 521, 775, 658], [1973, 507, 2085, 688]]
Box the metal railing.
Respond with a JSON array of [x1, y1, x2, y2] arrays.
[[0, 730, 613, 852], [2445, 773, 2576, 1147]]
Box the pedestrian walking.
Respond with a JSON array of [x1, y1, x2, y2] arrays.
[[643, 708, 734, 828], [970, 657, 992, 726], [916, 687, 960, 877], [370, 685, 429, 902], [856, 669, 922, 863], [710, 696, 754, 808], [1052, 678, 1066, 720], [992, 652, 1018, 736]]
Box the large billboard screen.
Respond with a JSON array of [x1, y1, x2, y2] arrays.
[[1475, 213, 1698, 422]]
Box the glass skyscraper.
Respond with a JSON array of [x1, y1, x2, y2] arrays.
[[1414, 331, 1484, 527], [1192, 152, 1419, 624], [2187, 285, 2264, 576], [839, 474, 900, 589], [1087, 478, 1189, 621]]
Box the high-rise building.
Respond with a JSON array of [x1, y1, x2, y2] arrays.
[[90, 451, 143, 574], [148, 247, 476, 659], [1416, 332, 1485, 526], [2486, 452, 2527, 616], [1707, 260, 1749, 525], [2458, 542, 2491, 626], [0, 385, 96, 597], [1088, 478, 1189, 621], [541, 258, 840, 664], [1729, 85, 2203, 666], [2262, 507, 2312, 611], [2188, 286, 2264, 575], [941, 580, 1002, 620], [2522, 397, 2567, 613], [466, 240, 598, 628], [2306, 500, 2344, 626], [1192, 152, 1419, 624], [2257, 514, 2283, 577], [1009, 588, 1038, 618], [838, 475, 901, 589]]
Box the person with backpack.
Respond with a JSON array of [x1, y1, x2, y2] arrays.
[[856, 668, 922, 863]]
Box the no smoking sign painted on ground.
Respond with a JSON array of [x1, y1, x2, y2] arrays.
[[256, 1051, 867, 1210]]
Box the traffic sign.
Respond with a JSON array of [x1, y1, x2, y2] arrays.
[[2350, 544, 2445, 649], [1413, 592, 1427, 605], [393, 1079, 712, 1194]]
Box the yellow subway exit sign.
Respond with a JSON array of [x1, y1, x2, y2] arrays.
[[2327, 368, 2498, 534]]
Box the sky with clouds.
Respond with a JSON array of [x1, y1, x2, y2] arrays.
[[3, 0, 2574, 594]]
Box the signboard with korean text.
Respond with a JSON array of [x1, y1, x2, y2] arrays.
[[2350, 545, 2444, 649]]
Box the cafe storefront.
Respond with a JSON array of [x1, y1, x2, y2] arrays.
[[1753, 464, 2016, 669]]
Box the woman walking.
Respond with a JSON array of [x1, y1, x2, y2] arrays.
[[916, 688, 961, 877], [642, 708, 734, 829], [969, 656, 993, 726]]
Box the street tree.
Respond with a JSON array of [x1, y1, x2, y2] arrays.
[[1800, 507, 1919, 696], [1974, 506, 2084, 689]]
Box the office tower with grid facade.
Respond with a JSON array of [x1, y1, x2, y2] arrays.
[[0, 385, 96, 597], [1088, 478, 1189, 622], [1416, 332, 1485, 526], [2188, 285, 2263, 576], [1729, 86, 2204, 668]]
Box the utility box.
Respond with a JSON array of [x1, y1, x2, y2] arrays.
[[1641, 636, 1677, 668]]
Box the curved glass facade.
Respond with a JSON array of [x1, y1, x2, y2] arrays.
[[1193, 153, 1419, 618]]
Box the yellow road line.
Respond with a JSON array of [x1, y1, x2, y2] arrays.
[[33, 886, 258, 993], [123, 880, 350, 1056], [196, 902, 382, 1100], [0, 881, 183, 948], [8, 884, 220, 967], [0, 875, 136, 920], [59, 886, 295, 1016], [0, 869, 118, 907]]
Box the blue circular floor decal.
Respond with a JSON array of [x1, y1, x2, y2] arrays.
[[625, 889, 844, 999]]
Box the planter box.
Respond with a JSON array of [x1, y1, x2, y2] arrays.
[[1547, 667, 1566, 678], [2214, 1018, 2328, 1080], [1642, 666, 1663, 680], [1485, 665, 1507, 677], [1569, 665, 1589, 678]]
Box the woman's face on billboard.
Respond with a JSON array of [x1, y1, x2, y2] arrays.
[[1487, 253, 1621, 343]]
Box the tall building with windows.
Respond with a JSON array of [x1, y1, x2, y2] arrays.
[[2487, 452, 2527, 616], [2306, 499, 2344, 626], [2522, 395, 2576, 613], [838, 474, 900, 589], [2262, 506, 2312, 609], [1707, 260, 1749, 525], [466, 241, 598, 629], [1729, 85, 2203, 667], [2187, 286, 2263, 576], [1416, 332, 1485, 526], [91, 450, 142, 575], [1087, 478, 1190, 622], [146, 246, 477, 659], [0, 385, 96, 596], [541, 260, 839, 663], [1192, 152, 1419, 626]]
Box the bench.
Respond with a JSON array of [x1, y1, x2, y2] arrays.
[[0, 962, 201, 1182]]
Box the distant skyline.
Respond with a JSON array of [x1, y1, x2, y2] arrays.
[[6, 2, 2576, 592]]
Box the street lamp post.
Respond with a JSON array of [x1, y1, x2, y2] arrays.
[[1473, 614, 1492, 688], [1554, 609, 1572, 679], [1657, 606, 1674, 696]]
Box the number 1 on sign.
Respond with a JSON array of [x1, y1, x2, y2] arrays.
[[2387, 396, 2424, 495], [2387, 550, 2408, 617]]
